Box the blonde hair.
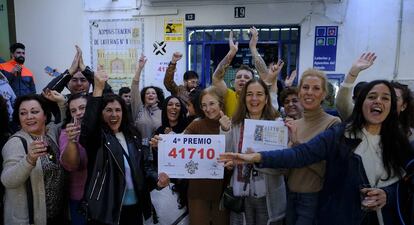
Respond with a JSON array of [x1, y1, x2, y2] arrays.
[[299, 68, 328, 93]]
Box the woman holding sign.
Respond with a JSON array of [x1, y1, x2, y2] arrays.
[[219, 80, 414, 225], [149, 95, 190, 224], [80, 68, 169, 225], [219, 78, 286, 225], [183, 86, 229, 225]]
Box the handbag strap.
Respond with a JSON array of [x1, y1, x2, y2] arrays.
[[12, 135, 34, 225], [236, 124, 252, 191]]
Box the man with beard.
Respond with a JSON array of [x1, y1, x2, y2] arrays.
[[0, 43, 36, 96], [164, 52, 200, 104]]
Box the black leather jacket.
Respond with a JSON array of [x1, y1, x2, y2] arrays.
[[80, 96, 157, 224]]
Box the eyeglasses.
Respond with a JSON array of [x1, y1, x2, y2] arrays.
[[186, 80, 199, 84]]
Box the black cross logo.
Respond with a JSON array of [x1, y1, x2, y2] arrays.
[[153, 41, 167, 55]]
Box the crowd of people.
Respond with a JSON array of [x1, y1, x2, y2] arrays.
[[0, 26, 413, 225]]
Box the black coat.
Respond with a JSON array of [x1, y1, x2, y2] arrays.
[[80, 96, 157, 225]]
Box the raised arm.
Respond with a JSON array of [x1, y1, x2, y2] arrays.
[[164, 52, 182, 95], [131, 54, 146, 122], [80, 67, 108, 152], [264, 59, 284, 109], [336, 52, 376, 120], [44, 46, 80, 92], [219, 125, 340, 168], [249, 27, 268, 80], [284, 70, 297, 88], [212, 31, 238, 96]]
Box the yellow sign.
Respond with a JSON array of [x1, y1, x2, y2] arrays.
[[164, 18, 184, 42]]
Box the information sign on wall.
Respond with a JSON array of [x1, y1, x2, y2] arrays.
[[89, 18, 144, 93], [313, 26, 338, 71], [164, 18, 184, 42]]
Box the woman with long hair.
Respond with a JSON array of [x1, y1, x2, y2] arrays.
[[149, 96, 190, 224], [220, 80, 414, 225], [59, 93, 89, 225], [156, 95, 189, 135], [151, 95, 189, 166], [79, 69, 169, 225], [220, 78, 286, 225]]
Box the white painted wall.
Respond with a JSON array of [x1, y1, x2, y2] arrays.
[[13, 0, 414, 93]]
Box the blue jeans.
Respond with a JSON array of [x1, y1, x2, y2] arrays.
[[69, 200, 87, 225], [285, 192, 319, 225]]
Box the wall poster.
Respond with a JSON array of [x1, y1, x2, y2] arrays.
[[164, 18, 184, 42], [89, 18, 144, 93], [313, 26, 338, 71]]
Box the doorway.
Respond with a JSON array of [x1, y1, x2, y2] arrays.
[[186, 26, 300, 88]]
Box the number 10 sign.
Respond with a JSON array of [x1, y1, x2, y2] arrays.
[[158, 134, 225, 179]]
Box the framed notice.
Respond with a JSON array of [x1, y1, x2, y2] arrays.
[[89, 18, 144, 93], [242, 119, 288, 152], [164, 18, 184, 42], [158, 134, 225, 179]]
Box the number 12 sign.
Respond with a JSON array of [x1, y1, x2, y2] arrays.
[[158, 134, 225, 179]]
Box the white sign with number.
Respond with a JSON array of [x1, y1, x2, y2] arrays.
[[158, 134, 225, 179]]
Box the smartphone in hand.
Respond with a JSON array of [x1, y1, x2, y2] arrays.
[[44, 66, 60, 77]]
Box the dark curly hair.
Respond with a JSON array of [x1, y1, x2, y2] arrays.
[[140, 86, 164, 107], [12, 94, 52, 126]]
